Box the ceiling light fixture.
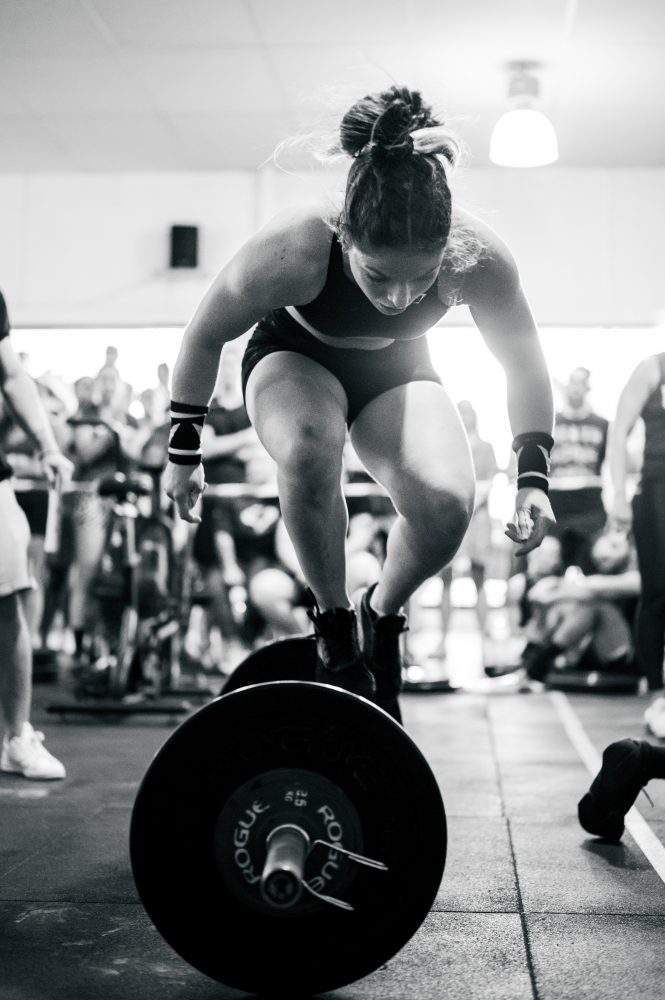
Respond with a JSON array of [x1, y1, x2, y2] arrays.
[[489, 61, 559, 168]]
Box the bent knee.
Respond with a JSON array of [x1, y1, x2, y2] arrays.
[[277, 422, 346, 481], [398, 484, 473, 539]]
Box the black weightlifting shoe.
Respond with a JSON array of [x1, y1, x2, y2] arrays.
[[307, 601, 376, 700], [578, 739, 654, 843], [357, 583, 407, 724]]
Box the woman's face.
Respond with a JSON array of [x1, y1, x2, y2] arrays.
[[347, 243, 444, 315]]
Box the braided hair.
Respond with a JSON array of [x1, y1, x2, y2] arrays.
[[338, 86, 460, 252]]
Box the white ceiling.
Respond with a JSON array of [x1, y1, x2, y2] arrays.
[[1, 0, 665, 171]]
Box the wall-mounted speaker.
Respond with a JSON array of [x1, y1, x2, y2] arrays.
[[169, 225, 198, 269]]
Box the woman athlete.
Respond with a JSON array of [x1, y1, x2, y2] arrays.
[[164, 86, 555, 721]]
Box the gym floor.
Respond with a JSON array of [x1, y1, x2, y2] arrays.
[[3, 660, 665, 1000]]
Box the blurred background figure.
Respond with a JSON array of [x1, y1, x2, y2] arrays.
[[548, 368, 608, 573], [607, 352, 665, 733], [493, 527, 640, 689], [185, 339, 259, 670], [436, 400, 499, 659], [152, 363, 171, 420], [0, 288, 72, 779]]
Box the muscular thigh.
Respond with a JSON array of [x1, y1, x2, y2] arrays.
[[350, 381, 475, 509], [245, 351, 348, 465]]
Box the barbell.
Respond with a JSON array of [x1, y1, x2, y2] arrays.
[[130, 637, 446, 995]]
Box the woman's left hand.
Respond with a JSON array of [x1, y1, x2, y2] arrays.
[[505, 487, 556, 556]]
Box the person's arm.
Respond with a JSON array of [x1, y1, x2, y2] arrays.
[[465, 225, 554, 554], [171, 207, 331, 406], [0, 338, 72, 483], [553, 571, 641, 602], [213, 531, 246, 585], [607, 355, 661, 527], [165, 207, 331, 523], [0, 341, 61, 458]]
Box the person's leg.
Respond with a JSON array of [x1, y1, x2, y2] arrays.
[[245, 352, 349, 611], [0, 592, 32, 736], [69, 495, 108, 644], [433, 564, 452, 657], [549, 601, 597, 650], [23, 535, 45, 647], [350, 381, 474, 615], [246, 350, 374, 696], [0, 483, 65, 779], [633, 487, 665, 692], [470, 562, 489, 635], [589, 601, 633, 665]]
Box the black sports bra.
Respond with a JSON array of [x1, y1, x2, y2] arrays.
[[288, 236, 450, 341]]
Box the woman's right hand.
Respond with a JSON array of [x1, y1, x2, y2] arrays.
[[164, 462, 206, 523]]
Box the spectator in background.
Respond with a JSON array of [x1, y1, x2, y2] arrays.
[[152, 363, 171, 419], [96, 345, 119, 379], [0, 377, 70, 655], [188, 342, 258, 666], [549, 367, 608, 572], [608, 352, 665, 733], [0, 289, 72, 779], [436, 400, 499, 657], [522, 530, 639, 681], [96, 347, 133, 418], [56, 364, 142, 664], [73, 376, 97, 419]]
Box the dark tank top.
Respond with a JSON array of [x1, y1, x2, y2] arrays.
[[282, 235, 449, 341], [641, 353, 665, 481]]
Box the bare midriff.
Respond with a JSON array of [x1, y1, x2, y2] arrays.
[[285, 306, 394, 351]]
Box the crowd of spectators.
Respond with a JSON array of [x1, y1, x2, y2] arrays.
[[0, 347, 648, 694]]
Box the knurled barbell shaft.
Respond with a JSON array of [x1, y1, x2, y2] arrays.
[[260, 824, 310, 909]]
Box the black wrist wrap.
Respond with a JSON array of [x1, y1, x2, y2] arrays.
[[169, 401, 209, 466], [512, 431, 554, 494]]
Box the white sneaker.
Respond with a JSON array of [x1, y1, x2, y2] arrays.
[[644, 696, 665, 739], [0, 722, 66, 780]]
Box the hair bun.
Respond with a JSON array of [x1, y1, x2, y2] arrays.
[[370, 100, 413, 154], [339, 85, 439, 158]]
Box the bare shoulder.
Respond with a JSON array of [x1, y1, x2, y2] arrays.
[[235, 202, 333, 305], [628, 353, 662, 391], [451, 208, 520, 303]]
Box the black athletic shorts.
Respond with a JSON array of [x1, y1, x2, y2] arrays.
[[241, 312, 442, 427], [15, 487, 48, 536]]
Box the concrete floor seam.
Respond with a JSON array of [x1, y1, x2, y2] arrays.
[[484, 699, 541, 1000]]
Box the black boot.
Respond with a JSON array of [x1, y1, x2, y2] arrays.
[[307, 600, 376, 700], [578, 739, 656, 842], [521, 640, 561, 682], [357, 584, 407, 724]]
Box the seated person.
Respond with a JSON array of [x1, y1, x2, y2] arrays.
[[509, 530, 639, 682]]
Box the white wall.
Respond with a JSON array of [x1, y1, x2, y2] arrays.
[[2, 166, 665, 328], [1, 172, 258, 327]]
